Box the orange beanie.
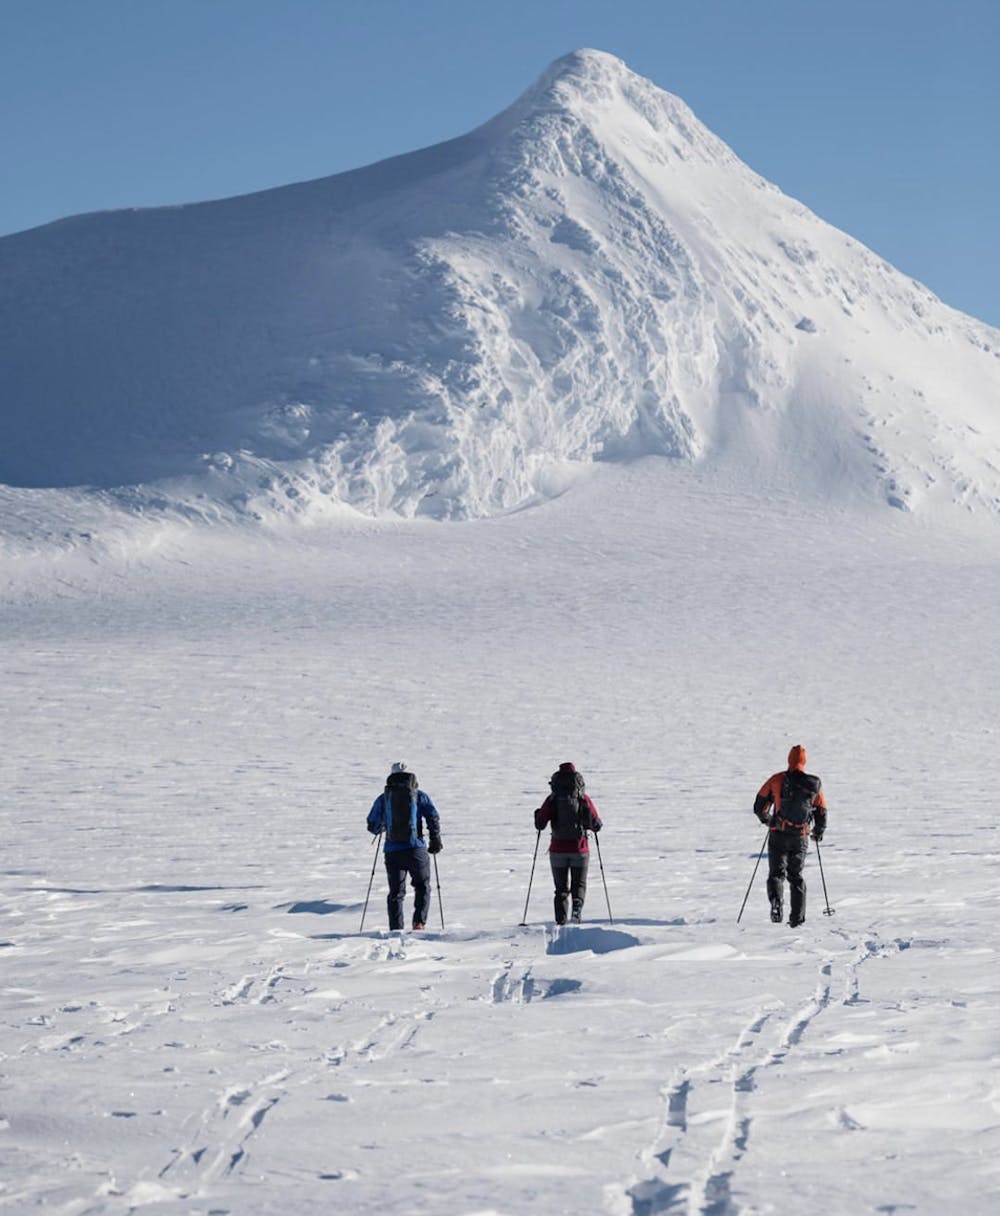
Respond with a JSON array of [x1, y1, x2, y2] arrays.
[[788, 744, 807, 769]]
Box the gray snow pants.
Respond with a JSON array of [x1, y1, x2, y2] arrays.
[[550, 853, 589, 924]]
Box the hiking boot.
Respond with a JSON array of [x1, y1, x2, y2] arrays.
[[770, 901, 783, 924], [788, 915, 804, 928], [413, 922, 425, 931], [571, 911, 582, 924]]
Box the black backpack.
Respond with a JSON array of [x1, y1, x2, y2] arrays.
[[549, 769, 589, 840], [779, 769, 821, 827], [385, 771, 419, 844]]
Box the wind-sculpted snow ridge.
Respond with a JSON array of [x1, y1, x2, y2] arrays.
[[1, 47, 999, 526]]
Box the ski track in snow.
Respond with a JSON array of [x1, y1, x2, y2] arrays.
[[3, 904, 984, 1214], [2, 465, 999, 1214], [1, 850, 996, 1214], [621, 933, 925, 1215]]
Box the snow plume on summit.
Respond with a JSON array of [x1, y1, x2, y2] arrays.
[[1, 48, 999, 523]]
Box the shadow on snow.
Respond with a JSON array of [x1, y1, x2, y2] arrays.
[[547, 926, 642, 955]]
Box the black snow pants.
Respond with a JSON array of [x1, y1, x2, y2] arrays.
[[384, 848, 431, 930], [766, 829, 809, 923], [550, 853, 589, 924]]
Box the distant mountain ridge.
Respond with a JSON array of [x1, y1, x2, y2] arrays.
[[2, 48, 998, 521]]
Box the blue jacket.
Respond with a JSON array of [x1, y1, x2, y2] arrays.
[[367, 789, 441, 853]]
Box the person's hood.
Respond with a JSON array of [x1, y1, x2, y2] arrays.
[[788, 745, 807, 770]]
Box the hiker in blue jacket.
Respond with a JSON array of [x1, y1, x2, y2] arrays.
[[366, 762, 442, 931]]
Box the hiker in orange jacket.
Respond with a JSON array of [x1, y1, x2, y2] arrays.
[[753, 745, 827, 927]]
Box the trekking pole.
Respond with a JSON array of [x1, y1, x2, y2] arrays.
[[815, 840, 836, 916], [360, 831, 382, 932], [737, 828, 770, 924], [593, 832, 614, 924], [519, 831, 541, 926], [432, 854, 445, 929]]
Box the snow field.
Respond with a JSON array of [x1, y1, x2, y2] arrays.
[[1, 461, 999, 1213]]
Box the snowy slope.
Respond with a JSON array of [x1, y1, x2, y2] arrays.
[[2, 460, 999, 1214], [3, 46, 999, 1216], [1, 49, 999, 523]]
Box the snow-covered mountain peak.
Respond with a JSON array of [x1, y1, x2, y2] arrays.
[[1, 50, 998, 526], [484, 48, 735, 177], [508, 46, 678, 124], [514, 47, 695, 128]]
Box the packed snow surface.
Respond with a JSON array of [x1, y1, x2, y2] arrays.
[[1, 48, 999, 521], [1, 46, 998, 1216], [2, 460, 999, 1214]]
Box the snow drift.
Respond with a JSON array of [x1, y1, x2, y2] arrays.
[[1, 48, 998, 521]]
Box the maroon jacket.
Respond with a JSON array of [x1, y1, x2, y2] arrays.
[[534, 792, 603, 854]]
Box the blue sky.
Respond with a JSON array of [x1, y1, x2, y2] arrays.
[[2, 0, 997, 325]]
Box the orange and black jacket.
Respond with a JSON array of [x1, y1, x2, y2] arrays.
[[754, 751, 827, 838]]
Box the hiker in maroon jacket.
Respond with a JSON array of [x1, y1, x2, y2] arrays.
[[534, 762, 603, 924]]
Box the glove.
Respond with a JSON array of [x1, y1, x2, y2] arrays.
[[753, 795, 772, 827], [811, 829, 824, 842], [591, 819, 602, 833], [428, 833, 443, 854]]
